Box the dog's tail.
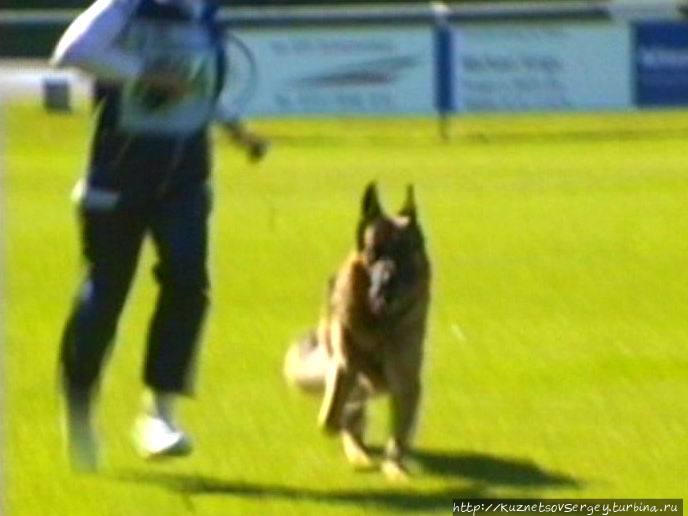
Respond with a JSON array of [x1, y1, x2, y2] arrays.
[[283, 330, 327, 393]]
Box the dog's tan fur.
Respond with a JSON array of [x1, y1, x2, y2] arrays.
[[284, 182, 430, 479]]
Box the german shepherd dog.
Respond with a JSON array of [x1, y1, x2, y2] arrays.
[[284, 182, 431, 480]]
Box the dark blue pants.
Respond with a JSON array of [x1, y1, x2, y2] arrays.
[[60, 132, 211, 397]]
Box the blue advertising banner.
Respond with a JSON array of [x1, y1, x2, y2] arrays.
[[635, 22, 688, 107], [230, 27, 436, 116], [450, 24, 632, 113]]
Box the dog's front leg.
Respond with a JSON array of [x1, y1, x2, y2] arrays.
[[382, 376, 421, 480], [340, 386, 375, 470], [318, 320, 358, 434], [382, 336, 423, 481], [388, 379, 421, 456]]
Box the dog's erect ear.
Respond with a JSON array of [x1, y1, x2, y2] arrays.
[[361, 182, 383, 221], [398, 184, 417, 223], [357, 182, 383, 250]]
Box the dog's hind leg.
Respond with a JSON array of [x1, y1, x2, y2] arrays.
[[318, 360, 357, 434], [318, 320, 359, 434]]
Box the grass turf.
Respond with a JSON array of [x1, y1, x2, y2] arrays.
[[3, 104, 687, 515]]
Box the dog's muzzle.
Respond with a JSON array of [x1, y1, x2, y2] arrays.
[[368, 259, 396, 315]]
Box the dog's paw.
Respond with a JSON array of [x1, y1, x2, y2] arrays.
[[381, 458, 411, 482], [342, 432, 374, 471]]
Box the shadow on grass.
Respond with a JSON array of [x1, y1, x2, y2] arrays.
[[111, 449, 581, 513], [412, 449, 581, 488], [112, 471, 485, 512]]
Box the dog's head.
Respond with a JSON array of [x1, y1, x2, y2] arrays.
[[356, 182, 430, 317]]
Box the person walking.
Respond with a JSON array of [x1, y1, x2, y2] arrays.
[[52, 0, 228, 471]]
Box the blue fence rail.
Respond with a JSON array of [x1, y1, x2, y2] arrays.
[[0, 3, 611, 28], [1, 2, 681, 27]]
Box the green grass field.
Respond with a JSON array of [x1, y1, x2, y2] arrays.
[[3, 104, 687, 515]]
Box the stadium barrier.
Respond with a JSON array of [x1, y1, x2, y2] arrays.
[[1, 1, 688, 118]]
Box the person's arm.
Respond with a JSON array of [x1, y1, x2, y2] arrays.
[[51, 0, 189, 94], [51, 0, 144, 83]]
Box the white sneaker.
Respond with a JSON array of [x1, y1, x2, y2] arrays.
[[133, 414, 192, 459]]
